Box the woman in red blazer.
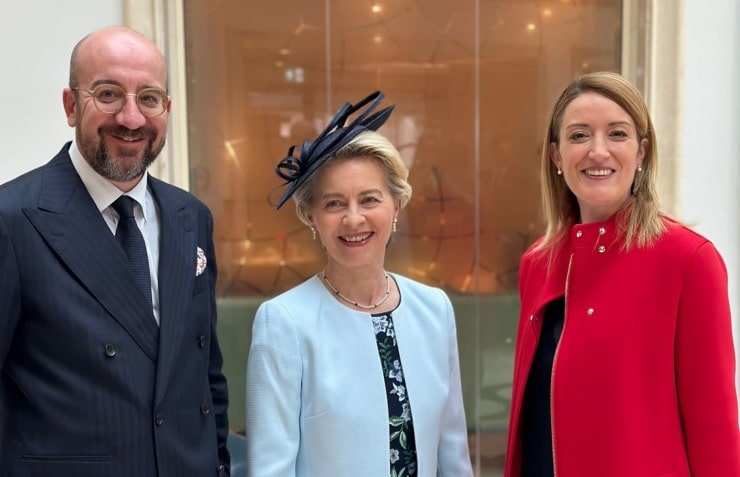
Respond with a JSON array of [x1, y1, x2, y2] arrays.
[[505, 71, 740, 477]]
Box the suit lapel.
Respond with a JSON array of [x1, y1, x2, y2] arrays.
[[149, 177, 196, 404], [23, 149, 159, 361]]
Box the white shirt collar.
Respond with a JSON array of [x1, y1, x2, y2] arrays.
[[69, 141, 150, 220]]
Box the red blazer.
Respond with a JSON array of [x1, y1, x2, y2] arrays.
[[505, 215, 740, 477]]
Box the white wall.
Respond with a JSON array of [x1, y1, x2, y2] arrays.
[[0, 2, 122, 183], [680, 0, 740, 386]]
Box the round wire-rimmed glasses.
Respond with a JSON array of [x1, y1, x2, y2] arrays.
[[73, 83, 169, 117]]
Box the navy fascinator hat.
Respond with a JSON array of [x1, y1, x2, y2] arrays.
[[273, 91, 395, 209]]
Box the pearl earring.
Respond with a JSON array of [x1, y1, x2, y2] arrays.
[[637, 165, 643, 172], [557, 169, 563, 175], [311, 227, 317, 241], [392, 217, 397, 233]]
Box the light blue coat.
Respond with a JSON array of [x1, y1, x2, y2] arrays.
[[245, 273, 473, 477]]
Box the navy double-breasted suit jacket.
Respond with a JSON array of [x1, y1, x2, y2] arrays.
[[0, 144, 230, 476]]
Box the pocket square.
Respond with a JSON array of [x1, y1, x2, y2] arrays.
[[196, 246, 207, 276]]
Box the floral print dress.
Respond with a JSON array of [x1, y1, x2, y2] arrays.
[[372, 312, 418, 477]]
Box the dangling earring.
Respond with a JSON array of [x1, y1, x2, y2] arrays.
[[392, 217, 397, 233], [637, 165, 643, 172], [311, 227, 317, 241], [557, 169, 563, 175]]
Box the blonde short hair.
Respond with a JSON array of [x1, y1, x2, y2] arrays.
[[291, 130, 412, 226]]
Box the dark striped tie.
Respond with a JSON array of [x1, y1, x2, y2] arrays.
[[112, 196, 153, 308]]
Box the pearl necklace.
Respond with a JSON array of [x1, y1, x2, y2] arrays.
[[321, 272, 391, 310]]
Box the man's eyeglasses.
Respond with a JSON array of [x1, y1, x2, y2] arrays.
[[72, 84, 169, 117]]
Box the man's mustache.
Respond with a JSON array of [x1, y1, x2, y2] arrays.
[[99, 125, 156, 140]]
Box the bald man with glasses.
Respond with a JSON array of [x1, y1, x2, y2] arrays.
[[0, 26, 230, 477]]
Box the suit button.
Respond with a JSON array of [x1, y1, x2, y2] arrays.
[[155, 413, 164, 426], [104, 344, 116, 357], [198, 335, 206, 348], [200, 403, 210, 415]]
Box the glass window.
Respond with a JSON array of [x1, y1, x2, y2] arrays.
[[184, 1, 623, 473]]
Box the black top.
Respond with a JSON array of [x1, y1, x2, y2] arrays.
[[521, 297, 565, 477], [371, 312, 418, 476]]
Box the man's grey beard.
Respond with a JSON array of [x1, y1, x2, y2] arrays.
[[77, 126, 165, 182]]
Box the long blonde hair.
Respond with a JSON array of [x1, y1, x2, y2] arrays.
[[535, 71, 664, 254]]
